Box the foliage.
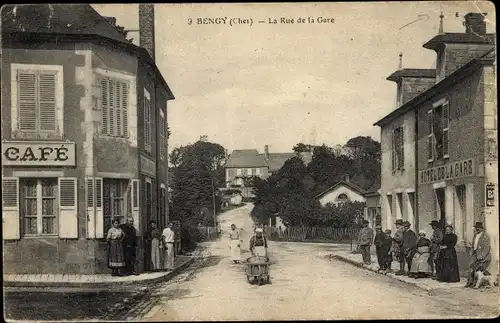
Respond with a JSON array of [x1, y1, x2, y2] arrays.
[[243, 175, 261, 187], [292, 143, 319, 153]]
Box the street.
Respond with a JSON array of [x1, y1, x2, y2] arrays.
[[139, 204, 499, 321]]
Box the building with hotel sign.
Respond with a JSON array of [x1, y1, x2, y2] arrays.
[[1, 4, 174, 274], [375, 13, 498, 277]]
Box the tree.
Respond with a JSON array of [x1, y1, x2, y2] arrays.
[[169, 146, 187, 168], [343, 136, 381, 190], [292, 143, 319, 153]]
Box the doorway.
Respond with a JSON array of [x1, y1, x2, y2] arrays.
[[435, 188, 446, 229]]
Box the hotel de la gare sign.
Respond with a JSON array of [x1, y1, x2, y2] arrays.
[[419, 158, 475, 185], [2, 141, 76, 166]]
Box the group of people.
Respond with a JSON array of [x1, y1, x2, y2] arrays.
[[228, 224, 268, 263], [358, 218, 491, 287], [106, 218, 176, 276]]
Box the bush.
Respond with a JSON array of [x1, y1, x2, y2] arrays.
[[180, 224, 203, 251]]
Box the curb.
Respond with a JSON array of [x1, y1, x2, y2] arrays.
[[330, 254, 435, 292], [4, 257, 195, 289]]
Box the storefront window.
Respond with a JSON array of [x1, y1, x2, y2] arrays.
[[21, 178, 57, 235]]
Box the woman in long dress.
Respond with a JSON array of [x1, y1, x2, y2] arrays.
[[437, 225, 461, 283], [229, 224, 242, 264], [107, 219, 125, 276], [409, 232, 432, 279]]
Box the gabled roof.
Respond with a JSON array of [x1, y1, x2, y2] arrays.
[[1, 4, 175, 100], [315, 180, 367, 199], [423, 33, 495, 50], [363, 181, 381, 196], [386, 69, 436, 83], [226, 150, 268, 168]]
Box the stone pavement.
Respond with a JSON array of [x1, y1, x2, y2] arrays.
[[330, 251, 467, 292], [3, 255, 194, 288]]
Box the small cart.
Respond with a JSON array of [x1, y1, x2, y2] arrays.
[[246, 256, 270, 285]]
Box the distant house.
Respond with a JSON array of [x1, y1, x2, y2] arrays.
[[315, 177, 367, 206], [224, 145, 313, 196]]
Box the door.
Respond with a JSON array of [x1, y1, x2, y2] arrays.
[[435, 188, 446, 229]]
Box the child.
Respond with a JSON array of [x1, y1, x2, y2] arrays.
[[385, 229, 394, 273]]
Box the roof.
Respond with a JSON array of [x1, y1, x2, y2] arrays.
[[226, 150, 268, 168], [386, 69, 436, 83], [1, 4, 175, 100], [363, 181, 381, 196], [262, 152, 313, 172], [374, 47, 495, 127], [315, 180, 367, 199], [423, 33, 495, 50]]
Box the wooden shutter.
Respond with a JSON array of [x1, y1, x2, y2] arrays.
[[131, 179, 140, 231], [122, 82, 128, 137], [427, 110, 433, 162], [391, 129, 396, 171], [58, 178, 78, 239], [86, 177, 95, 239], [39, 73, 57, 131], [95, 178, 104, 238], [115, 81, 122, 137], [399, 125, 404, 169], [2, 177, 20, 240], [101, 79, 109, 135], [18, 72, 37, 131], [443, 103, 449, 158]]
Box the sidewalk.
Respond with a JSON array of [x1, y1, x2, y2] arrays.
[[3, 255, 194, 288], [330, 251, 467, 292]]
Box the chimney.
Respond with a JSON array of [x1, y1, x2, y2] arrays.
[[139, 4, 156, 60], [264, 145, 269, 160], [225, 149, 229, 160], [344, 174, 350, 183], [464, 13, 487, 35]]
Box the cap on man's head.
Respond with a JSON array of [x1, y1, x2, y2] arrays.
[[429, 220, 440, 227], [474, 222, 484, 229], [403, 221, 411, 227], [385, 229, 392, 234], [255, 228, 263, 233], [395, 219, 404, 225], [362, 220, 369, 224]]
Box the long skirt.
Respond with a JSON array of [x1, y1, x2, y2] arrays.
[[108, 239, 125, 269], [164, 243, 175, 270], [230, 239, 241, 261], [410, 248, 432, 274], [437, 248, 460, 282], [151, 238, 161, 271], [254, 246, 267, 258]]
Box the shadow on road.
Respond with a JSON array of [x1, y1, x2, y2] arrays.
[[198, 255, 225, 269]]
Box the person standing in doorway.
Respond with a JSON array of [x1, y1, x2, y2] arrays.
[[106, 219, 125, 276], [429, 220, 444, 279], [465, 222, 491, 288], [393, 219, 405, 275], [147, 220, 162, 271], [162, 222, 176, 271], [358, 220, 374, 265], [121, 217, 139, 276], [402, 221, 418, 275]]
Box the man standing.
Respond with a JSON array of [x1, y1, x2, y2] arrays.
[[358, 220, 374, 265], [121, 217, 139, 276], [393, 219, 405, 275], [429, 220, 444, 279], [402, 221, 418, 275], [466, 222, 491, 288], [162, 222, 176, 271], [374, 225, 390, 272]]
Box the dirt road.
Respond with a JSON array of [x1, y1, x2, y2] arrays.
[[140, 204, 499, 321]]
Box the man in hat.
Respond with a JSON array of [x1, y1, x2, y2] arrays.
[[374, 225, 392, 273], [429, 220, 443, 279], [357, 220, 374, 265], [466, 222, 491, 288], [402, 221, 418, 274], [392, 219, 405, 275]]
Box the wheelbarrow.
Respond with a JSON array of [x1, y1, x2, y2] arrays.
[[246, 256, 270, 285]]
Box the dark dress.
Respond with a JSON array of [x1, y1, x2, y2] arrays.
[[374, 232, 392, 269], [121, 224, 138, 274], [437, 233, 460, 282]]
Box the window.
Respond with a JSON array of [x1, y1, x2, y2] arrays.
[[237, 169, 242, 176], [101, 77, 129, 137], [103, 179, 129, 233], [247, 168, 252, 176], [20, 178, 58, 235], [455, 185, 466, 242], [392, 126, 404, 171], [160, 185, 167, 228], [431, 102, 449, 161], [386, 194, 393, 223], [256, 168, 261, 176], [336, 193, 350, 203], [144, 89, 152, 151], [145, 179, 153, 224], [427, 109, 434, 162], [159, 110, 166, 160], [396, 192, 404, 220], [11, 64, 63, 136]]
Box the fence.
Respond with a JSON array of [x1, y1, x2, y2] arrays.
[[267, 226, 361, 244], [197, 226, 219, 241]]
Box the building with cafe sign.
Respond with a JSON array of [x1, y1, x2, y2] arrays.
[[1, 4, 173, 274], [375, 13, 497, 277]]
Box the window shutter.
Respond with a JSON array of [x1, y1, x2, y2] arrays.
[[18, 72, 37, 131], [101, 79, 109, 135], [443, 103, 449, 158], [122, 82, 128, 137], [58, 178, 78, 239], [86, 177, 95, 239], [131, 179, 140, 232], [2, 177, 20, 240], [39, 73, 57, 131], [391, 129, 396, 171], [399, 126, 404, 169], [109, 80, 115, 136], [427, 110, 433, 161], [95, 178, 104, 238], [115, 81, 122, 137]]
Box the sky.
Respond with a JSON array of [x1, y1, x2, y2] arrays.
[[92, 2, 495, 153]]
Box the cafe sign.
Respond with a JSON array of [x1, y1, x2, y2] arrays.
[[419, 158, 475, 185], [2, 141, 76, 166]]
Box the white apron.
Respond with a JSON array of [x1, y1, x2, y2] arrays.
[[230, 239, 241, 261], [254, 246, 267, 258]]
